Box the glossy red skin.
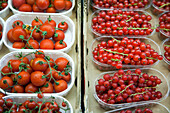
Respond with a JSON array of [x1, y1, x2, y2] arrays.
[[36, 0, 49, 10], [54, 0, 66, 10], [19, 4, 32, 12], [12, 0, 26, 8]]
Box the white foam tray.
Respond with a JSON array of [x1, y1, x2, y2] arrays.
[[0, 3, 10, 18], [0, 17, 5, 50], [8, 0, 75, 17], [3, 14, 75, 53], [3, 95, 73, 113], [0, 51, 75, 97]]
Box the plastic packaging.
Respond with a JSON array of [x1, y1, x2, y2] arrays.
[[0, 51, 75, 97], [3, 14, 75, 53], [89, 10, 155, 38], [8, 0, 75, 17], [3, 95, 73, 113], [0, 17, 5, 50], [151, 3, 169, 16], [105, 102, 170, 113], [0, 3, 10, 18], [161, 38, 170, 70], [93, 68, 169, 110], [90, 36, 161, 71]]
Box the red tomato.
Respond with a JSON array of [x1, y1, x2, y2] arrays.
[[1, 66, 11, 75], [7, 29, 14, 43], [35, 50, 45, 58], [31, 17, 43, 27], [12, 26, 27, 42], [19, 4, 32, 12], [0, 76, 13, 90], [32, 29, 42, 41], [36, 0, 49, 10], [11, 85, 24, 93], [17, 71, 30, 85], [40, 81, 53, 93], [54, 0, 66, 10], [2, 3, 8, 9], [54, 40, 67, 50], [65, 0, 72, 10], [25, 83, 38, 93], [26, 0, 35, 6], [44, 17, 56, 27], [31, 71, 46, 87], [32, 4, 44, 12], [26, 39, 39, 49], [54, 80, 67, 93], [52, 30, 65, 41], [10, 59, 22, 72], [40, 39, 54, 50], [31, 58, 48, 72], [12, 20, 24, 28], [0, 24, 2, 31], [58, 21, 68, 32], [46, 7, 56, 13], [40, 23, 55, 39], [12, 0, 26, 8], [13, 42, 25, 49], [55, 57, 69, 71]]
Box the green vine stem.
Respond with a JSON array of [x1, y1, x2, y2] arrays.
[[159, 3, 170, 8]]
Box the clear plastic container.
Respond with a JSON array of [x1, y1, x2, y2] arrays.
[[8, 0, 75, 17], [90, 36, 161, 71], [0, 51, 75, 97], [0, 17, 5, 50], [90, 0, 152, 11], [161, 38, 170, 70], [151, 2, 169, 16], [105, 102, 170, 113], [158, 12, 170, 39], [0, 3, 10, 18], [93, 68, 169, 110], [3, 95, 73, 113], [3, 14, 75, 53], [89, 10, 155, 38]]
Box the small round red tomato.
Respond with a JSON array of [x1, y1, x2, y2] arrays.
[[1, 66, 11, 75], [19, 57, 30, 64], [10, 59, 22, 72], [54, 80, 67, 93], [53, 30, 65, 41], [44, 17, 56, 27], [35, 50, 45, 58], [31, 71, 46, 87], [61, 72, 71, 82], [32, 4, 44, 12], [44, 67, 56, 81], [40, 23, 55, 39], [2, 2, 8, 9], [26, 0, 35, 6], [12, 26, 27, 42], [19, 4, 32, 12], [37, 93, 44, 99], [5, 98, 13, 108], [13, 42, 25, 49], [65, 0, 72, 10], [0, 76, 13, 90], [31, 58, 48, 71], [54, 40, 67, 49], [7, 29, 15, 43], [12, 0, 26, 8], [58, 21, 68, 32], [32, 29, 42, 41], [40, 39, 54, 50], [26, 39, 39, 49], [12, 20, 24, 28], [31, 17, 43, 27], [17, 71, 30, 85], [11, 85, 24, 93], [54, 0, 66, 10], [55, 57, 69, 71], [25, 83, 38, 93], [0, 93, 5, 98], [46, 7, 56, 13], [40, 81, 53, 93], [36, 0, 49, 10], [53, 72, 62, 80]]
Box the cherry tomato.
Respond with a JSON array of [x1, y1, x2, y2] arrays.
[[0, 76, 13, 90], [36, 0, 49, 10], [26, 39, 39, 49], [46, 6, 56, 13], [26, 0, 35, 6], [12, 26, 27, 42], [12, 42, 25, 49], [37, 93, 44, 99], [40, 23, 55, 39], [44, 67, 56, 81], [11, 85, 24, 93], [32, 4, 44, 12], [40, 39, 54, 50], [58, 21, 68, 32], [10, 59, 22, 72], [0, 93, 5, 98], [31, 17, 43, 27], [44, 17, 56, 27], [2, 3, 8, 8], [54, 40, 67, 49], [25, 83, 38, 93], [61, 72, 71, 82], [53, 30, 65, 41], [54, 80, 67, 93], [62, 102, 66, 107], [55, 57, 69, 71], [7, 29, 14, 43], [19, 4, 32, 12], [31, 71, 46, 87], [12, 0, 26, 8], [12, 20, 24, 28], [35, 50, 45, 58], [54, 0, 66, 10], [65, 0, 72, 10], [17, 71, 30, 85], [31, 58, 48, 71], [19, 57, 30, 64], [53, 72, 62, 80], [40, 81, 53, 93], [1, 66, 11, 75], [32, 29, 42, 41]]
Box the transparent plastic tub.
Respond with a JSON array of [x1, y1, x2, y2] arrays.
[[151, 2, 169, 16], [0, 51, 75, 97], [90, 0, 152, 11], [90, 10, 155, 38], [161, 38, 170, 70], [105, 102, 170, 113], [8, 0, 75, 17], [90, 36, 161, 71], [3, 14, 75, 53], [0, 17, 5, 50], [158, 12, 170, 39], [3, 95, 73, 113], [93, 68, 169, 110], [0, 3, 10, 18]]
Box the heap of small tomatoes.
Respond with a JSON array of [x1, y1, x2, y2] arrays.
[[0, 51, 72, 94], [0, 0, 8, 11], [0, 24, 3, 40], [12, 0, 72, 13], [0, 96, 70, 112], [7, 16, 69, 50]]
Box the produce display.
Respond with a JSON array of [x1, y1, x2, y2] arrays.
[[0, 24, 3, 40], [92, 0, 150, 10], [153, 0, 169, 11], [95, 69, 163, 104], [0, 96, 71, 112], [0, 51, 72, 94], [7, 16, 69, 50], [164, 43, 170, 62], [92, 37, 163, 69], [12, 0, 72, 13], [115, 108, 153, 113], [91, 10, 155, 37], [0, 0, 8, 11]]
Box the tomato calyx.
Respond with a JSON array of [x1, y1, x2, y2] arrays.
[[47, 15, 52, 22], [59, 40, 65, 46], [61, 21, 65, 25], [54, 33, 58, 37]]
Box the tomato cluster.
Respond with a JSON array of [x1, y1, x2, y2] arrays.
[[92, 37, 163, 69], [0, 51, 72, 94], [92, 10, 154, 36], [92, 0, 149, 9], [164, 44, 170, 62], [7, 16, 69, 50], [0, 96, 70, 113], [117, 108, 153, 113], [12, 0, 72, 13], [153, 0, 169, 11], [0, 24, 3, 40], [0, 0, 8, 11], [158, 12, 170, 37], [95, 69, 163, 104]]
